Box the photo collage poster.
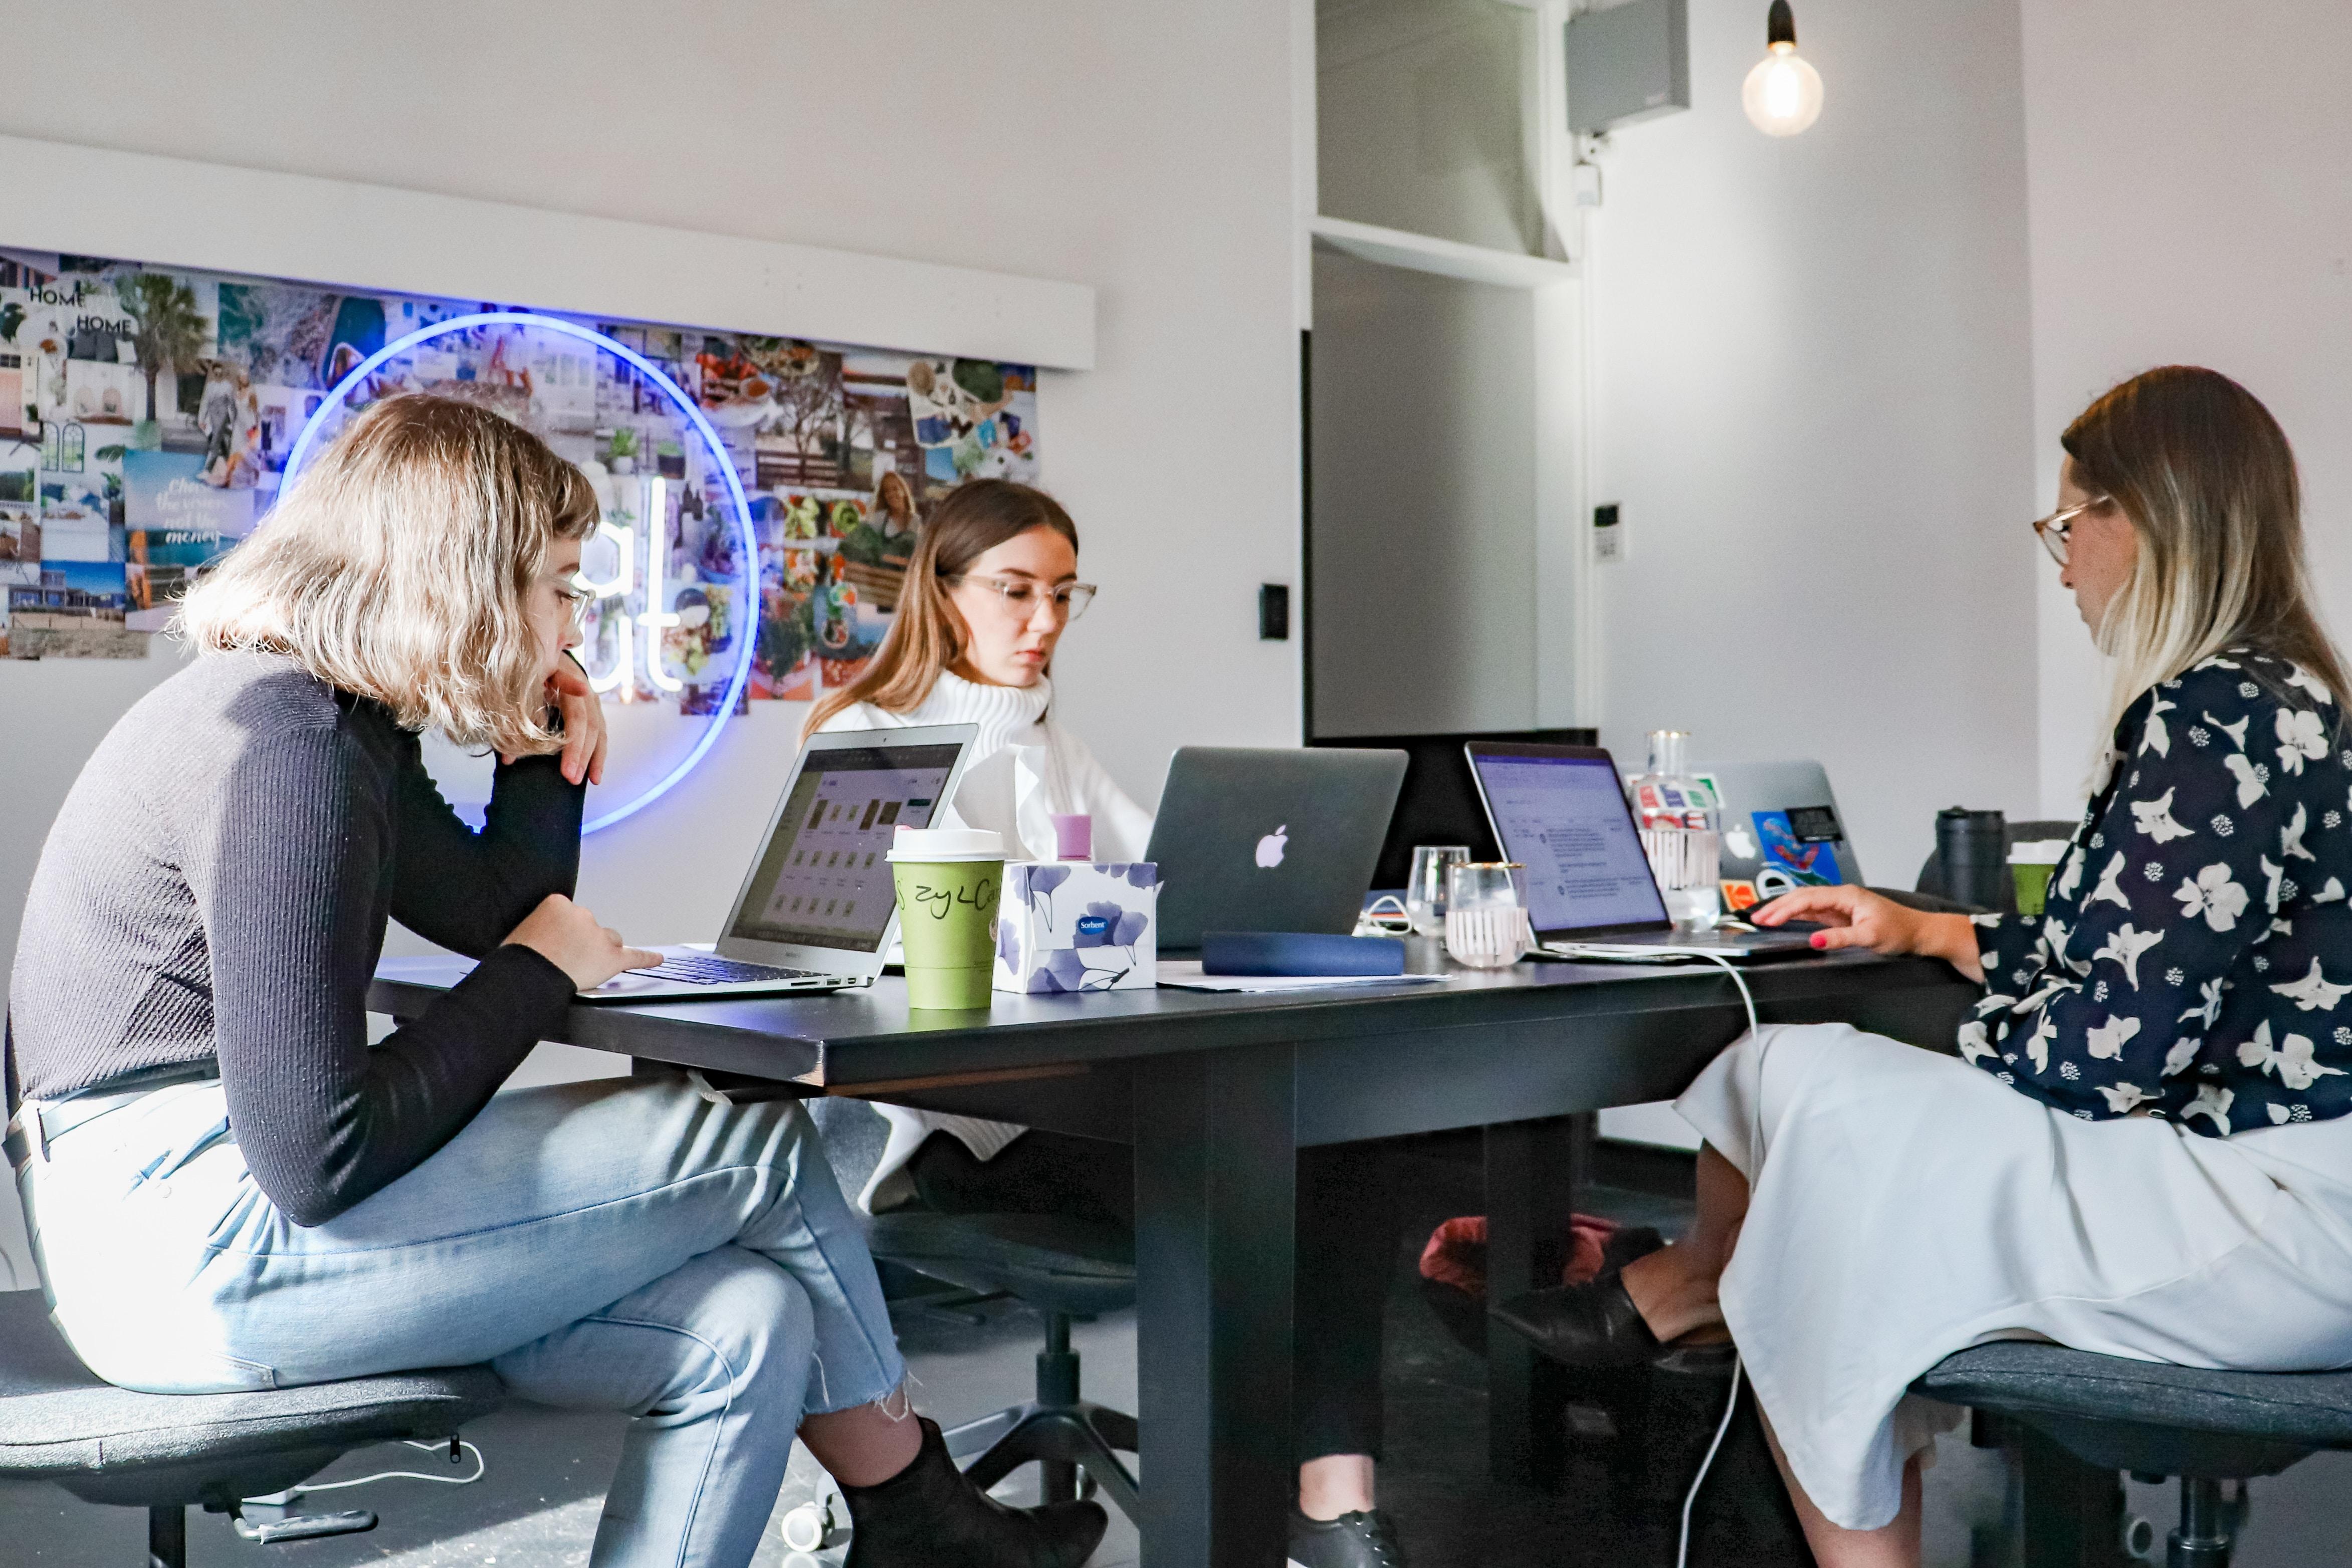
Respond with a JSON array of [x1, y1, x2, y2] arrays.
[[0, 247, 1041, 710]]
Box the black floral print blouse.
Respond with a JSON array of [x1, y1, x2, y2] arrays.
[[1969, 651, 2352, 1135]]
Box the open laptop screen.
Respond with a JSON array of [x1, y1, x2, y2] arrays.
[[1466, 748, 1670, 936], [729, 742, 962, 953]]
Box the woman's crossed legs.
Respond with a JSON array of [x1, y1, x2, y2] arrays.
[[32, 1076, 915, 1567]]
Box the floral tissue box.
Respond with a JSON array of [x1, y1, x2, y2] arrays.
[[994, 861, 1160, 994]]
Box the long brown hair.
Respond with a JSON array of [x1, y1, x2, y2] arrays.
[[2063, 366, 2350, 735], [802, 479, 1080, 737]]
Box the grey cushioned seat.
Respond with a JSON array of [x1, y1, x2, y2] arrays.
[[1914, 1340, 2352, 1565], [1916, 1341, 2352, 1469], [866, 1211, 1136, 1319], [0, 1288, 504, 1561]]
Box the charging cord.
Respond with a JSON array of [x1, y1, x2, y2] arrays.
[[1677, 1356, 1745, 1568], [248, 1439, 486, 1505], [1649, 951, 1766, 1568]]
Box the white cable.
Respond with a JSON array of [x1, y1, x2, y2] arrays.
[[1675, 1356, 1744, 1568], [1632, 949, 1762, 1568], [1534, 940, 1773, 1568], [1680, 950, 1760, 1040], [267, 1440, 487, 1500]]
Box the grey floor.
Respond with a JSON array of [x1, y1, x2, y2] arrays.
[[8, 1139, 2350, 1566]]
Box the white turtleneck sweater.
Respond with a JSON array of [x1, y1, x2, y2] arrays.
[[817, 670, 1154, 1206]]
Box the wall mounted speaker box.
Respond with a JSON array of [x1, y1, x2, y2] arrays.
[[1566, 0, 1690, 136]]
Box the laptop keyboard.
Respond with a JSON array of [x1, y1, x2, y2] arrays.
[[638, 955, 830, 986]]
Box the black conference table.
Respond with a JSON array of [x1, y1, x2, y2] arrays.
[[373, 948, 1979, 1568]]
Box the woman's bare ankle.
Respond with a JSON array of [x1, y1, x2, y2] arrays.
[[1618, 1247, 1724, 1343]]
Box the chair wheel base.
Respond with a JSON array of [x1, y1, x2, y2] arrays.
[[231, 1506, 379, 1544], [945, 1400, 1141, 1522]]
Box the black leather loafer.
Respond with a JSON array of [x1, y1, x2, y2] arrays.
[[1489, 1273, 1661, 1369]]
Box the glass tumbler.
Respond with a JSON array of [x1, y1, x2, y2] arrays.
[[1444, 862, 1532, 969], [1405, 844, 1472, 937], [1639, 825, 1723, 931]]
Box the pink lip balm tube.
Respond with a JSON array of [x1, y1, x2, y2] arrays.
[[1050, 813, 1093, 861]]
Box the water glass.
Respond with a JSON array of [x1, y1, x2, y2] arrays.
[[1405, 844, 1472, 937], [1639, 826, 1722, 931], [1444, 862, 1532, 969]]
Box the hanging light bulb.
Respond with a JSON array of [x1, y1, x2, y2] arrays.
[[1743, 0, 1824, 137]]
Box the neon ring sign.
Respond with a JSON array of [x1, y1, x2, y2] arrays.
[[282, 312, 757, 833]]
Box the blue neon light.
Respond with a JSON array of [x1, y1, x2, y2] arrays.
[[282, 312, 758, 834]]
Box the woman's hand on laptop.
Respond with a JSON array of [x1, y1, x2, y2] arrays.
[[1750, 886, 1985, 983], [506, 894, 663, 989]]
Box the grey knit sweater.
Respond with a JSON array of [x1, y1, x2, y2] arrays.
[[7, 651, 579, 1224]]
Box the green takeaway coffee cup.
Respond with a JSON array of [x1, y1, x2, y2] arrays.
[[887, 826, 1005, 1009], [2009, 838, 2069, 917]]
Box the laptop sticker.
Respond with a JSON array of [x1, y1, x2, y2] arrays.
[[1751, 809, 1845, 887]]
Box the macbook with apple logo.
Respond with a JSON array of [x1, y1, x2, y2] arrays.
[[1144, 746, 1409, 957]]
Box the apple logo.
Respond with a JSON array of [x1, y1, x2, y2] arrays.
[[1255, 826, 1289, 869]]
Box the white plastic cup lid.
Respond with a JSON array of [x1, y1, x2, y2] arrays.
[[886, 826, 1005, 862], [2008, 839, 2070, 865]]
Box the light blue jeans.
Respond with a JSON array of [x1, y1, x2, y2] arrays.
[[16, 1075, 905, 1568]]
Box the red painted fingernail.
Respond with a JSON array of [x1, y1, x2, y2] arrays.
[[1811, 933, 1827, 948]]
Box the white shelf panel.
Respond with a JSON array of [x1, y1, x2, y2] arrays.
[[0, 134, 1096, 370], [1310, 213, 1578, 291]]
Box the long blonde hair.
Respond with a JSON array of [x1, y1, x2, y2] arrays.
[[175, 393, 600, 755], [802, 479, 1079, 738], [2068, 366, 2349, 739]]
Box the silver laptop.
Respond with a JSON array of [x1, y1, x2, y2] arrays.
[[588, 724, 980, 999], [1463, 742, 1815, 961], [379, 724, 977, 1001], [1145, 746, 1408, 955], [1693, 759, 1864, 900]]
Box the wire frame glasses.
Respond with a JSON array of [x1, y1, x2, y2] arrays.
[[2030, 497, 2108, 567], [944, 574, 1100, 622]]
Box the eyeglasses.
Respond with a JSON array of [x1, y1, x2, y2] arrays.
[[553, 581, 595, 627], [944, 574, 1099, 622], [2030, 497, 2110, 567]]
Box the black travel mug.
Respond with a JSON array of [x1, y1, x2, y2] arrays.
[[1936, 807, 2010, 912]]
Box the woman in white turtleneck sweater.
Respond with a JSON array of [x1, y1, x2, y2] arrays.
[[822, 668, 1150, 867], [806, 479, 1144, 1191], [804, 480, 1413, 1567]]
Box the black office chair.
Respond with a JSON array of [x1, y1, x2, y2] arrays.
[[0, 1288, 505, 1566], [866, 1210, 1140, 1522], [1916, 1342, 2352, 1566]]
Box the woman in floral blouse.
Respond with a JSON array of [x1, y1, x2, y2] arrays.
[[1492, 367, 2352, 1566]]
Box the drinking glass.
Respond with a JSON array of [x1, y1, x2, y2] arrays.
[[1639, 826, 1722, 931], [1405, 844, 1472, 937], [1444, 862, 1532, 969]]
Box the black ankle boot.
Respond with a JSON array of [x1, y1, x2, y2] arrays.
[[840, 1417, 1108, 1568], [1489, 1274, 1661, 1369]]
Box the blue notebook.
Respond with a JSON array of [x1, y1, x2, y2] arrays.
[[1198, 931, 1406, 977]]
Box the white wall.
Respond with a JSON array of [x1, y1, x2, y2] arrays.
[[0, 1, 1303, 1281], [2021, 0, 2352, 815], [0, 0, 1303, 965], [1582, 0, 2043, 881]]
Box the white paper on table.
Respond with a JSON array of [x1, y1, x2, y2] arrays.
[[1155, 961, 1447, 994]]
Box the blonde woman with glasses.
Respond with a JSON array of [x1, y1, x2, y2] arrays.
[[5, 395, 1106, 1568], [1493, 367, 2352, 1567]]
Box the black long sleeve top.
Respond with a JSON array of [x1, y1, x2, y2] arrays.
[[7, 651, 580, 1224]]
